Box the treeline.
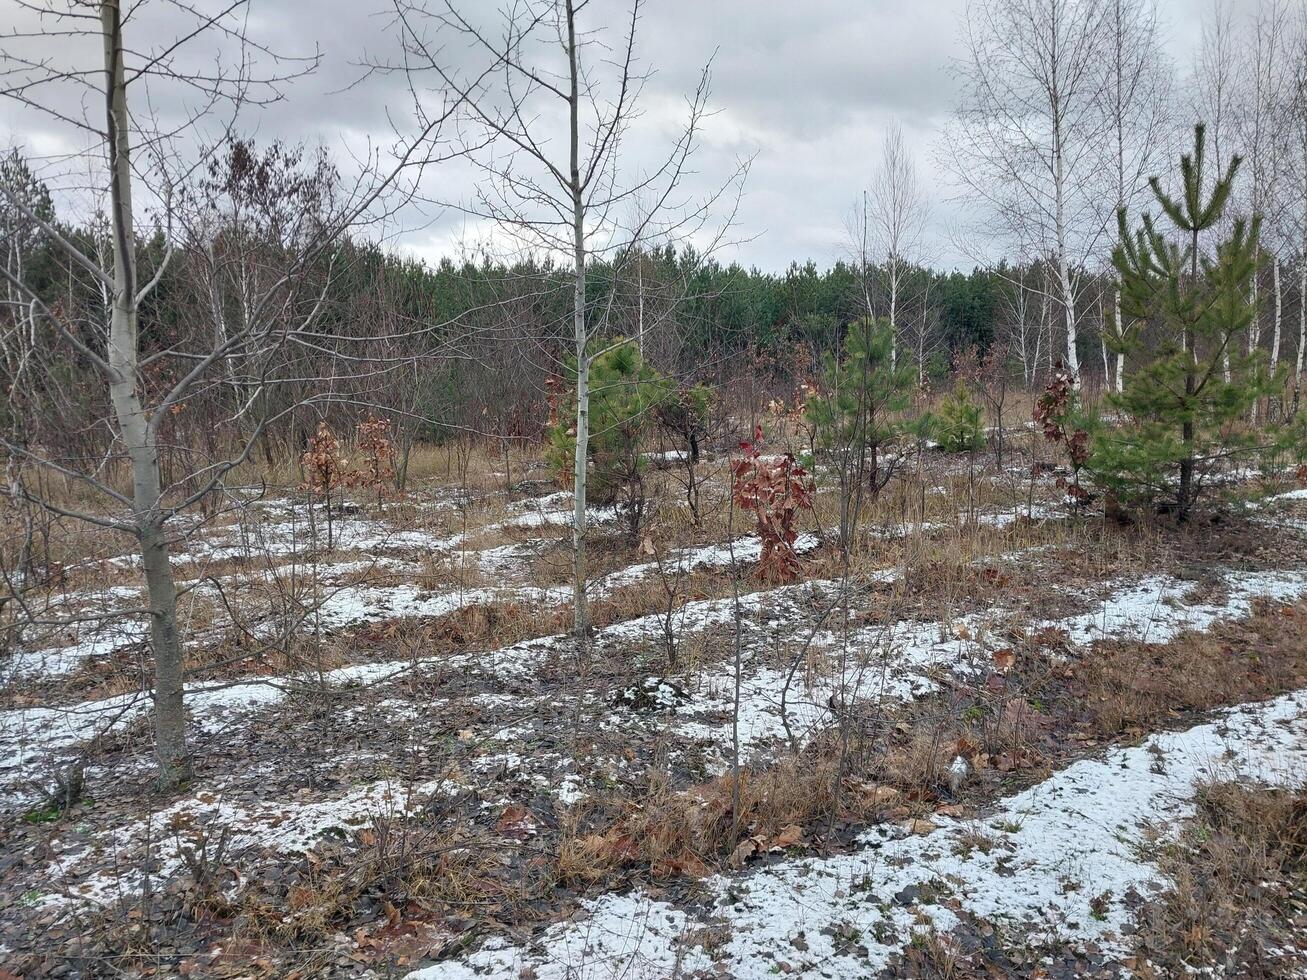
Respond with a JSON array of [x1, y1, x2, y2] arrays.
[[4, 138, 1307, 465]]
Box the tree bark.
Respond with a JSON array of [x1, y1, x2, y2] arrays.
[[101, 0, 189, 787], [1179, 224, 1197, 520], [1294, 259, 1305, 418], [567, 0, 589, 646], [1114, 288, 1126, 392], [1271, 255, 1282, 369]]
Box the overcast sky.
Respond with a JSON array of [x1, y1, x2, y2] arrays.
[[1, 0, 1215, 272]]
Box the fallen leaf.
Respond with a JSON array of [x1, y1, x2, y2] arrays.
[[771, 824, 804, 849], [729, 837, 759, 867]]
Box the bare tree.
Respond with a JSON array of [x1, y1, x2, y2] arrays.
[[0, 0, 457, 787], [389, 0, 744, 646], [1193, 0, 1240, 383], [869, 122, 928, 374], [1236, 0, 1291, 422], [1288, 3, 1307, 416], [1100, 0, 1173, 391], [947, 0, 1113, 389]]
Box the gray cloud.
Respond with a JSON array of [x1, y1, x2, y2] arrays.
[[0, 0, 1207, 272]]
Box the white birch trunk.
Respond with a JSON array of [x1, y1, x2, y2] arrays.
[[1295, 259, 1306, 417], [567, 0, 589, 645], [1114, 288, 1126, 393]]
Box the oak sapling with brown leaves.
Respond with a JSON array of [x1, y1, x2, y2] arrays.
[[1034, 362, 1094, 506], [302, 421, 354, 549], [731, 426, 815, 584], [351, 415, 399, 511]]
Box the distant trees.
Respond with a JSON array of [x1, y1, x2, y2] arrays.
[[948, 0, 1117, 389]]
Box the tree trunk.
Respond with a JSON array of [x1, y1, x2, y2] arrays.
[[1250, 260, 1261, 422], [1053, 120, 1080, 388], [888, 259, 898, 374], [1099, 296, 1110, 388], [1294, 259, 1305, 418], [1114, 288, 1126, 393], [1271, 256, 1282, 369], [102, 0, 189, 787], [567, 0, 589, 646], [1179, 226, 1197, 521]]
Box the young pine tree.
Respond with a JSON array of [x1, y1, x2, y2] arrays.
[[1094, 124, 1283, 520], [806, 317, 919, 550], [547, 338, 674, 544]]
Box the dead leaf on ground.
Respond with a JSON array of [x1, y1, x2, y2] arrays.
[[771, 824, 804, 850]]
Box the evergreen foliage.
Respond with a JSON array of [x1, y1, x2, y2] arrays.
[[933, 382, 986, 454], [805, 317, 922, 546], [1093, 125, 1290, 519], [547, 338, 691, 542]]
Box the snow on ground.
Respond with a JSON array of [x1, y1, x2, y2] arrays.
[[43, 775, 459, 907], [7, 562, 1304, 810], [1048, 568, 1307, 647], [2, 618, 150, 680], [406, 688, 1307, 980], [593, 534, 821, 593], [667, 613, 1004, 769]]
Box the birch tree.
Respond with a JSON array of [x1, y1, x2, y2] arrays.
[[1100, 0, 1173, 391], [0, 0, 457, 787], [869, 122, 927, 374], [947, 0, 1113, 389], [390, 0, 743, 645], [1288, 5, 1307, 417], [1236, 0, 1291, 416]]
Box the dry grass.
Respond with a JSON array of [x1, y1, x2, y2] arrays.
[[556, 751, 899, 885], [1132, 780, 1307, 978], [1073, 598, 1307, 739]]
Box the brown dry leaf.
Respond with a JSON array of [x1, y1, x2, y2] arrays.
[[359, 828, 377, 847], [496, 803, 535, 838], [653, 851, 711, 878], [953, 623, 973, 641], [771, 824, 804, 849], [936, 803, 966, 818], [640, 536, 656, 556], [991, 648, 1016, 673], [903, 818, 937, 835], [729, 837, 759, 867], [855, 782, 902, 807]]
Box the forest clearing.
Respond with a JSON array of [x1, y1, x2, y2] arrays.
[[3, 0, 1307, 976]]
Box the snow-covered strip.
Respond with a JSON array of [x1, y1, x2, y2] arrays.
[[407, 688, 1307, 980], [1049, 568, 1307, 647], [592, 534, 821, 593], [43, 776, 457, 907], [667, 614, 1003, 767], [0, 582, 842, 805], [3, 624, 149, 680], [302, 582, 567, 631]]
